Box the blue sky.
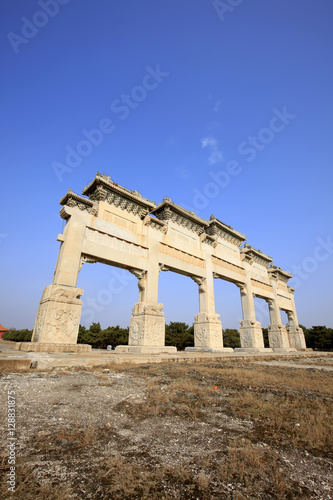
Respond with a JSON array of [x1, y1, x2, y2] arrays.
[[1, 0, 332, 331]]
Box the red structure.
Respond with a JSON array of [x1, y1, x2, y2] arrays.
[[0, 324, 9, 339]]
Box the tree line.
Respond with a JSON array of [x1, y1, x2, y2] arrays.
[[2, 323, 333, 351]]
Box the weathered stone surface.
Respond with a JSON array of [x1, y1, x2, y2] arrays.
[[188, 313, 232, 352], [287, 326, 307, 350], [31, 285, 83, 345], [239, 320, 265, 349], [268, 325, 296, 351]]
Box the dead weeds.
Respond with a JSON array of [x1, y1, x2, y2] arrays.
[[1, 356, 332, 499]]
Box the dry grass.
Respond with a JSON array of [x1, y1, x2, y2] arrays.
[[116, 361, 333, 457], [1, 356, 332, 499]]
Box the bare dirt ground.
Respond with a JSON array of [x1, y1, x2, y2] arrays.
[[1, 355, 333, 499]]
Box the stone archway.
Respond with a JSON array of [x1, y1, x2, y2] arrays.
[[20, 173, 306, 353]]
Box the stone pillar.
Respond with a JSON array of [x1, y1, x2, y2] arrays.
[[116, 244, 176, 353], [266, 298, 294, 351], [234, 281, 267, 351], [185, 273, 232, 353], [286, 289, 306, 350], [20, 209, 91, 352]]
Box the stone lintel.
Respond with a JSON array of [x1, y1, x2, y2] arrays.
[[240, 244, 273, 267], [268, 265, 292, 283], [206, 215, 246, 247]]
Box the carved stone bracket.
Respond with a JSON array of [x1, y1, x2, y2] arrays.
[[191, 276, 206, 293], [60, 189, 98, 217], [240, 253, 254, 265], [143, 215, 168, 233], [159, 264, 170, 273], [268, 265, 292, 283], [235, 282, 247, 295], [78, 255, 98, 272], [129, 269, 147, 291], [200, 233, 217, 248]]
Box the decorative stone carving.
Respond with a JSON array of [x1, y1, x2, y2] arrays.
[[268, 265, 292, 283], [237, 319, 267, 350], [115, 302, 177, 354], [129, 269, 147, 292], [185, 311, 233, 352], [78, 254, 98, 272], [240, 244, 273, 267], [191, 276, 206, 293], [287, 326, 306, 350], [143, 215, 168, 233], [59, 189, 98, 216], [235, 282, 247, 294], [152, 199, 207, 235], [200, 233, 217, 247], [82, 172, 155, 219], [268, 324, 294, 351], [159, 264, 170, 273], [206, 215, 246, 247], [31, 285, 83, 346]]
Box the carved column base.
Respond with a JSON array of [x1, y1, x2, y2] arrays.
[[268, 325, 296, 351], [31, 285, 83, 345], [115, 302, 177, 353], [287, 326, 307, 350], [17, 342, 91, 353], [186, 313, 232, 352], [237, 320, 269, 351]]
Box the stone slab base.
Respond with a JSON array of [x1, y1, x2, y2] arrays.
[[185, 347, 234, 353], [16, 343, 92, 353], [115, 345, 177, 354], [271, 348, 297, 352], [234, 347, 273, 353]]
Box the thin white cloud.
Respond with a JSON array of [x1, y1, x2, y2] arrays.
[[214, 99, 222, 112], [201, 136, 223, 165]]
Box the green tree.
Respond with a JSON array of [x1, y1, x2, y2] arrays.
[[222, 329, 241, 348], [2, 329, 32, 342], [304, 325, 332, 351], [165, 322, 194, 350], [262, 328, 269, 348]]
